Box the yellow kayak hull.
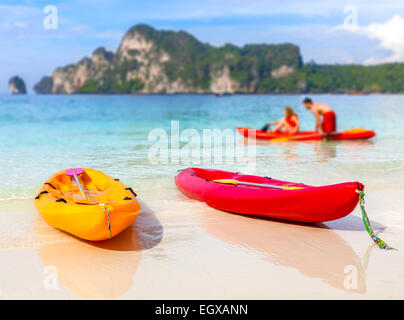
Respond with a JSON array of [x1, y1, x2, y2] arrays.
[[35, 168, 141, 241]]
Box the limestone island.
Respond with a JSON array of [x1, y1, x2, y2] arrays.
[[9, 76, 27, 94]]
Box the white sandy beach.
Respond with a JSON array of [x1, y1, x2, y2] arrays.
[[1, 177, 403, 299], [1, 94, 403, 299]]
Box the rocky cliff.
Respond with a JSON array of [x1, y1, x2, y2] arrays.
[[34, 24, 302, 94], [9, 76, 27, 94], [35, 24, 404, 94]]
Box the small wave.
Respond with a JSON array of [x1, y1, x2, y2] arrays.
[[0, 195, 33, 202]]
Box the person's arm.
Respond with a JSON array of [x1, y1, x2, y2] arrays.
[[313, 111, 322, 132]]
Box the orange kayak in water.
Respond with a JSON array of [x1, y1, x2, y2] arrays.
[[35, 168, 141, 241], [237, 127, 376, 141]]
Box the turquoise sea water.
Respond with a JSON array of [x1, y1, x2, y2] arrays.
[[0, 94, 404, 201], [2, 93, 404, 300]]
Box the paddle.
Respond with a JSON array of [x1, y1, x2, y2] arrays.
[[343, 128, 366, 134], [213, 179, 304, 190], [271, 133, 321, 142], [65, 168, 98, 205], [271, 128, 368, 142]]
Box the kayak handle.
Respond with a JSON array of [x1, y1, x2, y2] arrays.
[[213, 179, 303, 190]]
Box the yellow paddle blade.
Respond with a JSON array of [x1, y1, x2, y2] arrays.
[[282, 186, 304, 190], [343, 128, 366, 134], [73, 194, 99, 205], [271, 137, 291, 142], [212, 179, 238, 185], [213, 179, 304, 190]]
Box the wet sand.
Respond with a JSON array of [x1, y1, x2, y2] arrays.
[[1, 182, 403, 300]]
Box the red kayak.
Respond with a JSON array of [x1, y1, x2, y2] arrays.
[[175, 168, 364, 223], [237, 127, 375, 141]]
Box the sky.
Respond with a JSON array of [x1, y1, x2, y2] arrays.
[[1, 0, 404, 93]]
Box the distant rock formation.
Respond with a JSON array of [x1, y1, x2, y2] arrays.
[[34, 24, 302, 94], [34, 23, 404, 94], [8, 76, 27, 94], [33, 76, 53, 94]]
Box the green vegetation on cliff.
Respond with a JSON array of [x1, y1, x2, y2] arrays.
[[34, 24, 404, 94], [301, 62, 404, 93], [79, 77, 144, 93], [74, 24, 303, 94]]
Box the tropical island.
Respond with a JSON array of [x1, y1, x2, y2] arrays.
[[34, 24, 404, 95], [9, 76, 27, 94]]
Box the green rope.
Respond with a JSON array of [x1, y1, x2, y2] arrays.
[[357, 191, 395, 250]]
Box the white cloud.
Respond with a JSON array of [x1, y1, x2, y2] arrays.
[[363, 57, 379, 65], [333, 15, 404, 64], [364, 15, 404, 63]]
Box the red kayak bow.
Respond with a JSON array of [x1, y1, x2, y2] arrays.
[[175, 168, 363, 223]]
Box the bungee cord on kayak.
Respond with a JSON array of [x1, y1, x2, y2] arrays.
[[177, 168, 363, 223], [176, 168, 396, 251], [35, 168, 141, 241], [104, 206, 112, 240], [357, 191, 395, 250]]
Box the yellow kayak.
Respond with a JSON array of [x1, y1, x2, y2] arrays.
[[35, 168, 141, 241]]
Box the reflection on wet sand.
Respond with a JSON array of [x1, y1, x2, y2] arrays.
[[240, 137, 271, 147], [201, 212, 368, 294], [240, 137, 375, 163], [312, 141, 337, 161], [36, 201, 162, 299], [312, 140, 375, 163]]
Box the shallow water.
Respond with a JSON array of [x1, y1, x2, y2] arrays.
[[0, 94, 403, 299], [1, 94, 404, 198]]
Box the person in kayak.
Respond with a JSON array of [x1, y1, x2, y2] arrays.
[[303, 98, 337, 135], [261, 106, 300, 133]]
